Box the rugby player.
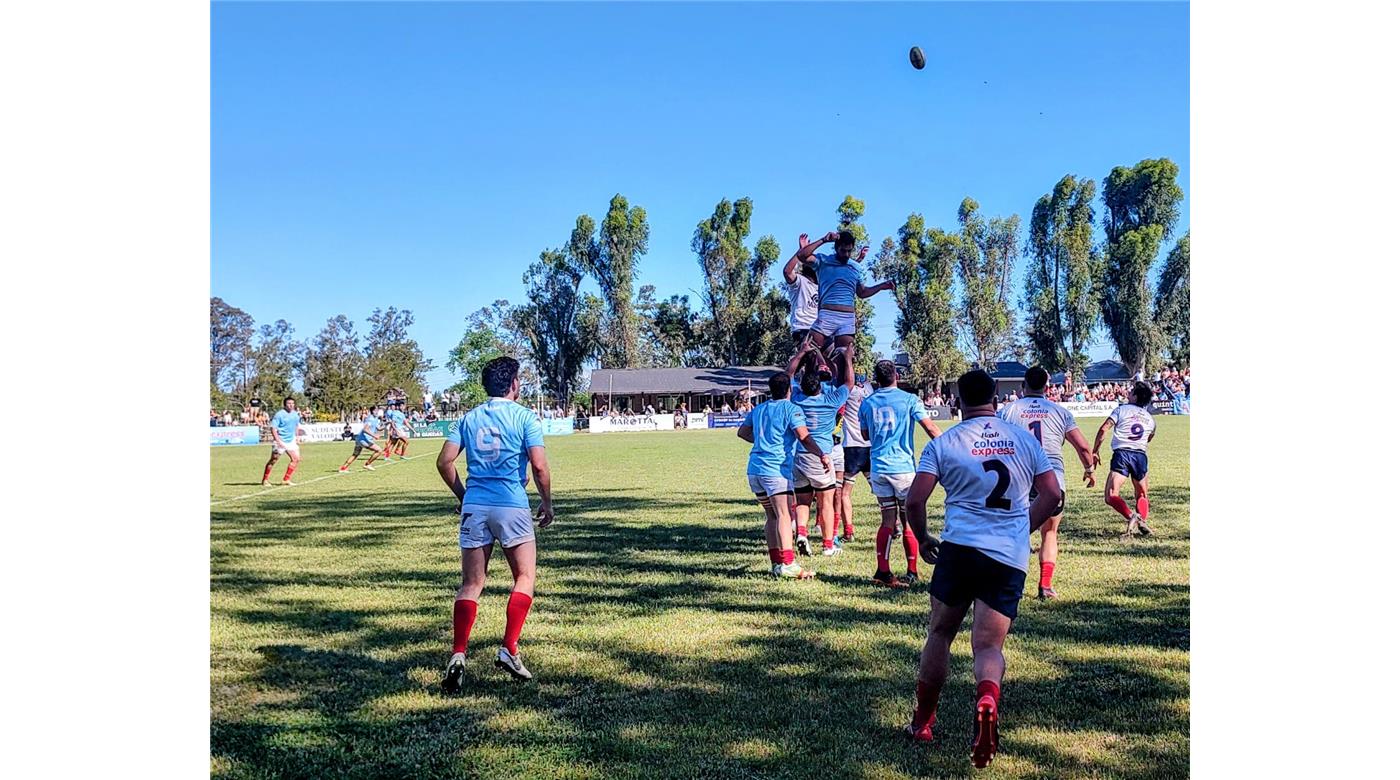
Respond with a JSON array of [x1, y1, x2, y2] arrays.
[[783, 234, 820, 349], [997, 366, 1097, 599], [838, 373, 872, 541], [902, 369, 1062, 767], [793, 229, 894, 377], [439, 357, 554, 691], [338, 406, 387, 472], [1093, 381, 1158, 537], [789, 344, 853, 556], [738, 371, 830, 579], [859, 360, 943, 588], [386, 402, 416, 459], [261, 396, 306, 486]]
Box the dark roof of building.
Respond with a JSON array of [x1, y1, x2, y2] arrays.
[[589, 366, 783, 395], [988, 361, 1029, 379], [1049, 360, 1132, 384]]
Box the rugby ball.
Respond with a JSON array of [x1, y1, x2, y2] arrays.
[[909, 46, 926, 70]]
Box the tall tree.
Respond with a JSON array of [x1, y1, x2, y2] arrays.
[[210, 297, 254, 391], [956, 198, 1021, 368], [574, 194, 649, 368], [1024, 175, 1102, 374], [303, 315, 369, 417], [692, 198, 789, 366], [363, 307, 434, 405], [836, 195, 880, 375], [242, 319, 304, 404], [511, 250, 603, 404], [637, 285, 701, 367], [1154, 232, 1190, 368], [1101, 158, 1184, 374], [872, 217, 966, 392], [446, 300, 517, 407]]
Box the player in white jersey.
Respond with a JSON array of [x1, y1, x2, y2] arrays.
[[1093, 382, 1158, 538], [996, 367, 1097, 599], [902, 370, 1061, 766], [838, 374, 871, 541], [783, 234, 821, 348]]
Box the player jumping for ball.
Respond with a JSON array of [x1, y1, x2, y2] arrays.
[[439, 357, 554, 691], [261, 396, 306, 486], [902, 369, 1062, 767], [793, 229, 895, 377], [783, 234, 821, 349], [860, 360, 943, 588], [339, 406, 388, 472], [1093, 381, 1157, 538], [997, 366, 1097, 599], [738, 371, 830, 579]]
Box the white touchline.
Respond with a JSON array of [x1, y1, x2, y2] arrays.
[[210, 454, 425, 507]]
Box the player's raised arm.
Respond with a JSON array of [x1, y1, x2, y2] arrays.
[[838, 343, 855, 389], [1065, 428, 1097, 487], [437, 440, 465, 502], [783, 234, 810, 283], [856, 279, 895, 298], [1028, 470, 1063, 534], [795, 230, 839, 263], [527, 445, 553, 527], [905, 471, 941, 563]]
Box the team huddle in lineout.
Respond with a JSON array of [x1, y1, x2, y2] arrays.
[[256, 230, 1162, 769]]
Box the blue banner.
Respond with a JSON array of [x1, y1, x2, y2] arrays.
[[211, 425, 262, 446], [708, 412, 745, 429]]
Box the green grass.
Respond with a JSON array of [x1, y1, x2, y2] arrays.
[[211, 417, 1189, 779]]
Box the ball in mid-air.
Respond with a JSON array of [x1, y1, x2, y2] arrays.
[[909, 46, 926, 70]]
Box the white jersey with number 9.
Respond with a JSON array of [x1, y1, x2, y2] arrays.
[[1107, 403, 1156, 452]]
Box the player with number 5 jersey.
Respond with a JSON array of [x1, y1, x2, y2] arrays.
[[437, 357, 554, 693], [1093, 381, 1158, 538], [901, 370, 1062, 767]]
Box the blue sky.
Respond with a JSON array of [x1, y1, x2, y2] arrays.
[[212, 1, 1189, 391]]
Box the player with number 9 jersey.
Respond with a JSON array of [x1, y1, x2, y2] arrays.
[[1093, 382, 1158, 537]]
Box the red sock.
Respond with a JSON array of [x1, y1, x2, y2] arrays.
[[1137, 496, 1150, 520], [823, 537, 834, 550], [1040, 561, 1055, 589], [976, 679, 1001, 705], [262, 464, 273, 482], [913, 680, 939, 729], [768, 548, 780, 564], [902, 525, 919, 575], [782, 548, 795, 565], [503, 592, 533, 655], [797, 523, 809, 538], [1106, 495, 1133, 519], [283, 464, 296, 481], [451, 598, 478, 654], [844, 518, 855, 535], [875, 525, 894, 574]]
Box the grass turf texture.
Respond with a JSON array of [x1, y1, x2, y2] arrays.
[[211, 417, 1189, 779]]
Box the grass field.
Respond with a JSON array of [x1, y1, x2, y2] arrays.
[[211, 416, 1189, 779]]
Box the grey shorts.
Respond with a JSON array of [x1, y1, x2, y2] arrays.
[[793, 451, 838, 490], [459, 503, 535, 549], [870, 472, 916, 502], [748, 474, 794, 497]]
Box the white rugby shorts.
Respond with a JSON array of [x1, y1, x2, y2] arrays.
[[748, 474, 794, 497], [793, 451, 837, 490], [870, 472, 916, 501], [812, 308, 856, 338], [459, 504, 535, 549], [272, 438, 299, 457]]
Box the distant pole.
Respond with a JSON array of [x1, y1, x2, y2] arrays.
[[608, 374, 613, 412]]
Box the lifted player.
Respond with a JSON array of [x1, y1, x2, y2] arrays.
[[793, 229, 894, 376], [261, 396, 306, 486], [903, 369, 1061, 767], [1093, 381, 1158, 537], [339, 406, 387, 472], [997, 367, 1097, 599], [860, 360, 942, 588], [439, 357, 554, 691], [739, 371, 830, 579]]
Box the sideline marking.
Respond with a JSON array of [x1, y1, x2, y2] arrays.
[[210, 454, 425, 507]]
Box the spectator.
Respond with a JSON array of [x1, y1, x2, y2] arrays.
[[210, 409, 220, 427]]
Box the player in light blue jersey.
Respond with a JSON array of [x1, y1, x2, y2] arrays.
[[787, 344, 853, 556], [261, 396, 306, 486], [385, 403, 416, 460], [858, 360, 943, 588], [792, 229, 895, 378], [902, 370, 1061, 765], [438, 357, 553, 692], [339, 405, 388, 472], [739, 371, 829, 579]]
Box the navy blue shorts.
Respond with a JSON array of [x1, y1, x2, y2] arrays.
[[929, 541, 1027, 620], [1110, 449, 1149, 481], [843, 446, 871, 477]]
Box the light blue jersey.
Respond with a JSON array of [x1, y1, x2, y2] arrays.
[[858, 387, 928, 475], [387, 409, 409, 436], [271, 410, 300, 444], [791, 381, 850, 454], [447, 398, 545, 508], [812, 252, 863, 308], [357, 413, 382, 444], [744, 399, 806, 478]]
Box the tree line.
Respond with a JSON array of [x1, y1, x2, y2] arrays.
[[210, 157, 1188, 411]]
